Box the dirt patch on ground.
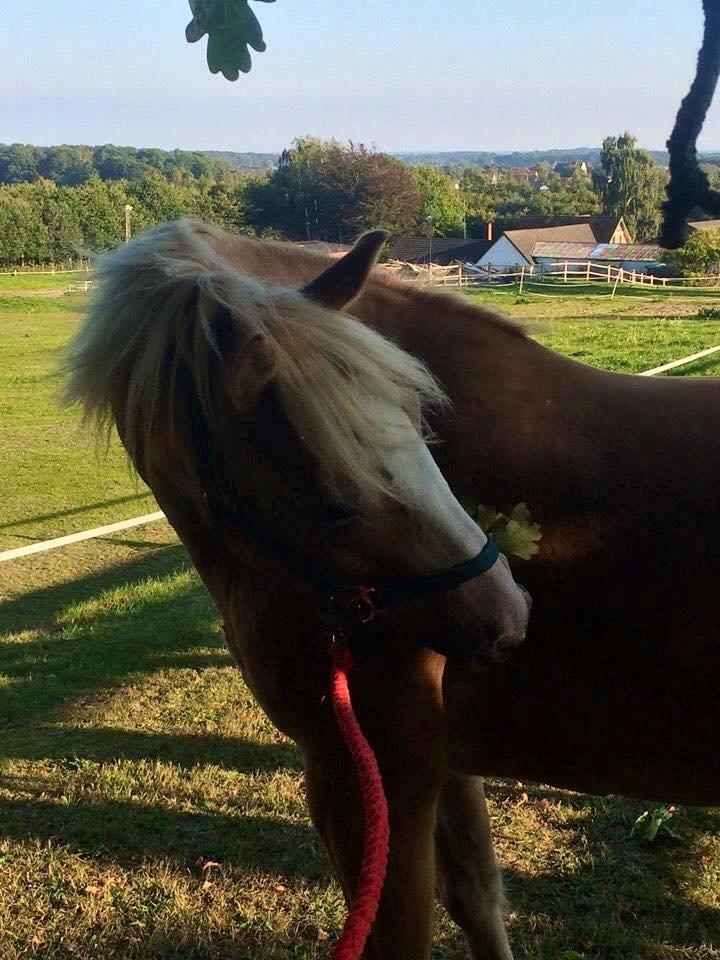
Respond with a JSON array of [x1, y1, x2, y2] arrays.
[[0, 288, 68, 298], [632, 302, 707, 317]]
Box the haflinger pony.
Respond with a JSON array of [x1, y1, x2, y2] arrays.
[[63, 220, 530, 957], [64, 220, 720, 960]]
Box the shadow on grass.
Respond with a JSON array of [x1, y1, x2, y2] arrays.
[[2, 725, 301, 774], [0, 792, 325, 880], [0, 546, 318, 895], [0, 492, 153, 532], [0, 550, 218, 728], [504, 861, 720, 959], [487, 780, 720, 958], [0, 543, 188, 635]]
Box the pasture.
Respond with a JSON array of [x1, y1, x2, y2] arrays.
[[1, 278, 719, 959]]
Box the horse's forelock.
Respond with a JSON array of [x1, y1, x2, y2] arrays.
[[63, 219, 448, 512]]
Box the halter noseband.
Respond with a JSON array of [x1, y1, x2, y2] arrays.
[[317, 540, 500, 629]]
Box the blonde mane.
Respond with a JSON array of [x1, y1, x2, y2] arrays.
[[63, 219, 447, 509]]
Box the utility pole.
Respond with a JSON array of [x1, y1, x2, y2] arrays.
[[454, 181, 467, 239], [426, 216, 433, 282], [124, 205, 134, 243]]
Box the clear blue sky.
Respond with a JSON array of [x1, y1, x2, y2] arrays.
[[2, 0, 717, 153]]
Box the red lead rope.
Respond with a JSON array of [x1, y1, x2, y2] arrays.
[[328, 644, 390, 960]]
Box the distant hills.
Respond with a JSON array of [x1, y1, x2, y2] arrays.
[[203, 150, 280, 171], [394, 149, 610, 168], [206, 147, 686, 171]]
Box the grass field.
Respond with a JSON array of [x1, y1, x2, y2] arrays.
[[0, 271, 87, 294], [1, 278, 719, 959]]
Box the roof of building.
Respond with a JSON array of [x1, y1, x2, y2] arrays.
[[688, 220, 720, 232], [494, 215, 628, 244], [531, 241, 597, 259], [554, 161, 590, 176], [388, 237, 494, 264], [531, 240, 664, 262], [503, 223, 598, 262], [590, 243, 664, 261], [588, 216, 630, 243]]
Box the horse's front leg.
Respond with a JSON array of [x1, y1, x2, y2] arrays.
[[304, 742, 441, 959], [435, 773, 513, 960], [303, 652, 446, 959]]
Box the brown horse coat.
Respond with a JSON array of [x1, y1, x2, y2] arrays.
[[210, 227, 720, 805]]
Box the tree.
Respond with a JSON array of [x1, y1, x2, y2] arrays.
[[127, 171, 200, 229], [666, 228, 720, 277], [411, 166, 464, 237], [0, 143, 40, 183], [599, 132, 666, 240], [247, 137, 422, 241], [70, 177, 129, 252]]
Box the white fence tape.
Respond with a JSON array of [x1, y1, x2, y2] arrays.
[[638, 344, 720, 377], [0, 512, 166, 564]]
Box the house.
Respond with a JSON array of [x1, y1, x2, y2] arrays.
[[554, 160, 591, 179], [478, 217, 633, 270], [492, 216, 632, 244], [511, 166, 542, 184], [387, 237, 495, 266], [478, 224, 597, 269]]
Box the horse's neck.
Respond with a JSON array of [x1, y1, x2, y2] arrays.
[[353, 284, 720, 523], [230, 238, 720, 522]]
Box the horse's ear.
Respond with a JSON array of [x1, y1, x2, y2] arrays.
[[300, 230, 389, 309], [227, 334, 277, 411]]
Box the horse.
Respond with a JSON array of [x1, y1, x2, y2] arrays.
[[64, 219, 720, 960]]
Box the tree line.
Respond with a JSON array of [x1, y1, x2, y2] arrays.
[[0, 133, 685, 268], [0, 144, 222, 187]]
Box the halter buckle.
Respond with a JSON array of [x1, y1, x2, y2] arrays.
[[319, 585, 378, 627]]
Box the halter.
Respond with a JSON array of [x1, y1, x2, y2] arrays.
[[188, 392, 501, 661]]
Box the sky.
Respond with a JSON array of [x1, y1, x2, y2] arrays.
[[2, 0, 718, 154]]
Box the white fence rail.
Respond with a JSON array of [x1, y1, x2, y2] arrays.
[[0, 260, 92, 277], [385, 261, 720, 292]]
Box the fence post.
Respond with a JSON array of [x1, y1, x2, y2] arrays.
[[563, 260, 568, 282], [611, 267, 622, 300], [519, 266, 525, 295]]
